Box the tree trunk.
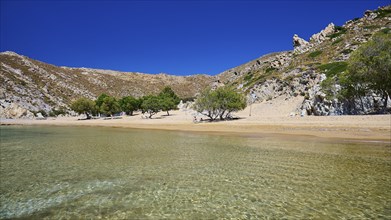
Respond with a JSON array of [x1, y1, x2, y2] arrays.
[[359, 96, 365, 113], [207, 111, 213, 121], [219, 110, 225, 120], [167, 111, 170, 116], [383, 92, 389, 113]]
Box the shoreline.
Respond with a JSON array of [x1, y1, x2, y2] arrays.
[[1, 112, 390, 143]]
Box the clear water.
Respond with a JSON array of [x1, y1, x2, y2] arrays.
[[0, 126, 390, 219]]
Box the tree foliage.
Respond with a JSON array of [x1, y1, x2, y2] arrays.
[[70, 97, 96, 119], [158, 86, 179, 115], [100, 96, 120, 117], [159, 96, 176, 116], [119, 96, 140, 116], [193, 86, 246, 121], [95, 93, 109, 109], [140, 95, 161, 118], [341, 32, 391, 110]]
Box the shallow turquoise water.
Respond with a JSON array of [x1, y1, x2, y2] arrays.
[[0, 126, 390, 219]]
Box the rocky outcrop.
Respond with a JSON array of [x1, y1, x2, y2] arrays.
[[217, 51, 293, 85], [310, 23, 335, 43], [293, 23, 336, 54], [364, 10, 378, 20], [293, 34, 310, 53], [0, 100, 35, 119], [303, 88, 391, 116], [270, 52, 293, 69], [248, 68, 324, 106]]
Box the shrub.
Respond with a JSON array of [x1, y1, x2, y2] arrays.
[[308, 50, 323, 58], [332, 38, 343, 45], [328, 26, 347, 39], [341, 49, 353, 54], [318, 62, 348, 77], [364, 25, 380, 30], [335, 26, 345, 31], [181, 97, 195, 103], [352, 17, 360, 22], [374, 8, 391, 19], [49, 107, 67, 117], [380, 28, 390, 34], [244, 73, 253, 81], [265, 67, 277, 73]]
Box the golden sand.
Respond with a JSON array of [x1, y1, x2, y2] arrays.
[[2, 109, 390, 142]]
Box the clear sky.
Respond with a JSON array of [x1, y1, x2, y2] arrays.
[[1, 1, 389, 75]]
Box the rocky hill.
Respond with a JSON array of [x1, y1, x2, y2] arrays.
[[1, 5, 390, 118], [0, 52, 215, 118], [217, 5, 391, 116]]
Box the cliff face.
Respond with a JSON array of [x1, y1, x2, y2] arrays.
[[1, 6, 390, 118], [0, 52, 215, 118]]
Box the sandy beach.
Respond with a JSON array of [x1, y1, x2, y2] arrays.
[[2, 99, 390, 142]]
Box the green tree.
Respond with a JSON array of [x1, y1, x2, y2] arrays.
[[100, 96, 120, 117], [159, 87, 180, 103], [158, 86, 179, 116], [70, 97, 97, 119], [119, 96, 140, 116], [193, 86, 246, 121], [141, 95, 161, 118], [338, 71, 368, 111], [95, 93, 109, 110], [342, 32, 391, 111]]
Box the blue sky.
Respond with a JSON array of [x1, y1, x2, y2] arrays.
[[1, 1, 389, 75]]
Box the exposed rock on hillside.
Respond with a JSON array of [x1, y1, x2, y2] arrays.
[[0, 52, 215, 118], [1, 5, 390, 118], [0, 100, 35, 119], [293, 23, 336, 54], [219, 5, 391, 116], [293, 34, 310, 53], [310, 23, 335, 43]]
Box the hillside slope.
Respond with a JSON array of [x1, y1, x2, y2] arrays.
[[218, 5, 391, 116], [1, 5, 390, 119], [0, 52, 215, 118]]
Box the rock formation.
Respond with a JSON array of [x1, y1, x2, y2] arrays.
[[293, 34, 310, 53], [364, 10, 378, 20], [0, 100, 35, 119], [310, 23, 335, 43], [293, 23, 336, 54]]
